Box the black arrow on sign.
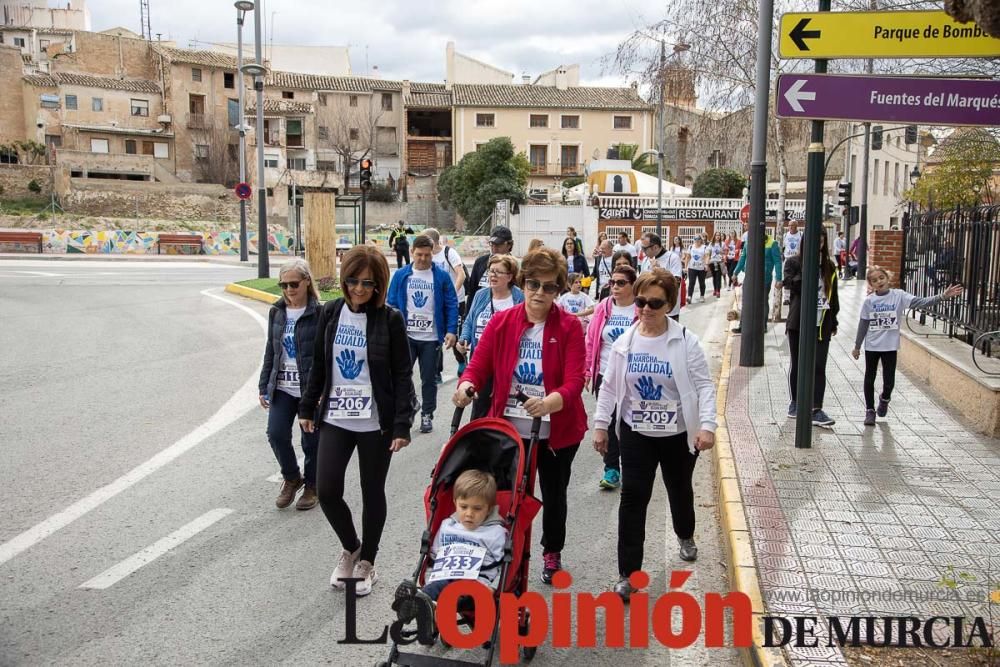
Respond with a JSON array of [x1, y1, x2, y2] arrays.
[[790, 17, 821, 51]]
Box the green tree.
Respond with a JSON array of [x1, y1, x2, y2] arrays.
[[615, 143, 665, 178], [438, 137, 529, 227], [906, 129, 999, 210], [691, 168, 746, 198]]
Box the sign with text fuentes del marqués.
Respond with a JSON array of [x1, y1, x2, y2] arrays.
[[779, 10, 1000, 59], [776, 74, 1000, 127]]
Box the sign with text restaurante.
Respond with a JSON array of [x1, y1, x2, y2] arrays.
[[600, 207, 805, 222]]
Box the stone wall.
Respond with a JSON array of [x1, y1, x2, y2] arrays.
[[0, 46, 26, 144], [868, 229, 903, 286], [62, 179, 240, 222], [0, 164, 55, 198], [406, 173, 457, 230]]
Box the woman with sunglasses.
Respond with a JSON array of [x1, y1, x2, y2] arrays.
[[258, 258, 322, 511], [458, 254, 524, 419], [299, 246, 417, 597], [454, 247, 586, 585], [584, 265, 638, 491], [592, 268, 717, 601]]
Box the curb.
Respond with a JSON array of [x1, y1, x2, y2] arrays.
[[714, 332, 788, 667], [224, 282, 278, 305], [0, 252, 260, 266]]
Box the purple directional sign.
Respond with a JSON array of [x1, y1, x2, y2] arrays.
[[776, 73, 1000, 126]]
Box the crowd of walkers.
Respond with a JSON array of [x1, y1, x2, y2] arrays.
[[254, 221, 962, 604]]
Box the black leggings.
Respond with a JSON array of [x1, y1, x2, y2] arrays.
[[710, 263, 722, 293], [687, 269, 706, 298], [595, 374, 620, 471], [864, 350, 898, 410], [726, 259, 737, 285], [317, 423, 393, 563], [535, 440, 579, 554], [787, 328, 831, 410]]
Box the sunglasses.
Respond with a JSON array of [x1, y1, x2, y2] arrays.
[[523, 278, 560, 295], [344, 277, 377, 290], [278, 281, 301, 290], [635, 296, 669, 310], [609, 278, 632, 288]]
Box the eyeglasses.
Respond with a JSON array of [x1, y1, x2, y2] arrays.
[[609, 279, 632, 288], [523, 278, 560, 295], [344, 277, 377, 290], [635, 296, 669, 310], [488, 269, 511, 277], [278, 281, 301, 290]]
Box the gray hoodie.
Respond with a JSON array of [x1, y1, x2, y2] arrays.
[[430, 506, 507, 585]]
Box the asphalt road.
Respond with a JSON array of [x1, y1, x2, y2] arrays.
[[0, 258, 740, 666]]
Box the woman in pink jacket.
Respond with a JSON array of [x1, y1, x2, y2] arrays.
[[455, 247, 587, 585], [584, 265, 638, 491]]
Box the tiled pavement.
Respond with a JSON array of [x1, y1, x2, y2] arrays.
[[725, 279, 1000, 666]]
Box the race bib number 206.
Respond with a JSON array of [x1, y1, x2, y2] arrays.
[[326, 386, 373, 419]]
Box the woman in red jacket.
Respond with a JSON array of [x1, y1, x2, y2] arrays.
[[454, 247, 587, 585]]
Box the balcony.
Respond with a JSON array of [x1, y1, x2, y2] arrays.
[[528, 162, 586, 177], [560, 162, 585, 176], [186, 113, 206, 130]]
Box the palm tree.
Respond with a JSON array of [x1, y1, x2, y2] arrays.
[[615, 143, 668, 178]]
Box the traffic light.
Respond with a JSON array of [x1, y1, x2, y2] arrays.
[[871, 126, 883, 151], [359, 158, 373, 191], [905, 125, 918, 145], [838, 182, 852, 208]]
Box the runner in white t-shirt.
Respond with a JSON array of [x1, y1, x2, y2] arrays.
[[781, 222, 803, 307], [685, 236, 708, 302], [558, 272, 596, 321]]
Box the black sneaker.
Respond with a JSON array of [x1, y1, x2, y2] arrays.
[[863, 409, 876, 426], [613, 577, 637, 603], [876, 398, 890, 418], [420, 414, 433, 433], [541, 551, 561, 585], [812, 409, 835, 428], [678, 538, 698, 561]]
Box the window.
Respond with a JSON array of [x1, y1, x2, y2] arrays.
[[92, 97, 103, 111], [561, 115, 580, 129], [872, 159, 879, 194], [40, 94, 60, 109], [529, 145, 547, 174], [125, 139, 137, 154], [613, 115, 632, 129], [44, 134, 61, 148], [65, 95, 78, 110], [131, 99, 149, 117], [192, 68, 202, 82], [90, 138, 109, 154], [224, 72, 235, 89], [381, 93, 393, 111], [282, 91, 294, 99], [884, 161, 890, 196], [893, 162, 900, 196], [318, 126, 329, 140], [227, 98, 240, 128], [286, 118, 303, 147], [14, 37, 26, 48], [287, 157, 306, 170], [529, 114, 548, 128], [349, 95, 358, 107], [194, 144, 209, 160], [39, 39, 49, 49], [142, 141, 155, 156], [264, 156, 279, 168], [317, 160, 337, 171], [475, 113, 495, 128], [154, 142, 168, 158], [560, 145, 579, 174], [318, 93, 328, 107], [266, 187, 274, 197], [349, 128, 359, 141]]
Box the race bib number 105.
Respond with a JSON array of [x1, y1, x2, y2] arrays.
[[407, 313, 433, 334]]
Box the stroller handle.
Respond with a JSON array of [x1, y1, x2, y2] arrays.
[[449, 388, 543, 438], [450, 385, 477, 436]]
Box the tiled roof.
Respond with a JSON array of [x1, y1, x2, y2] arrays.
[[246, 98, 314, 115], [267, 71, 447, 95], [156, 46, 239, 69], [405, 91, 452, 108], [0, 26, 73, 34], [55, 72, 161, 94], [451, 84, 650, 111], [23, 74, 57, 87]]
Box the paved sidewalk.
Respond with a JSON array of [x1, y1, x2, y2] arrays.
[[725, 280, 1000, 666]]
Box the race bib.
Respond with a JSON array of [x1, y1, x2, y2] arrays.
[[276, 359, 299, 389], [817, 290, 830, 322], [407, 312, 433, 334], [504, 384, 551, 422], [479, 272, 490, 288], [326, 385, 373, 419], [630, 399, 679, 433], [425, 544, 487, 584], [870, 312, 899, 331]]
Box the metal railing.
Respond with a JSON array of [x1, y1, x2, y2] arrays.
[[901, 205, 1000, 360]]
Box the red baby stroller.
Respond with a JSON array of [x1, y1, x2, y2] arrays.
[[379, 393, 543, 666]]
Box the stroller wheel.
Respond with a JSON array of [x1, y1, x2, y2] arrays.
[[519, 611, 537, 662], [521, 645, 537, 662], [375, 662, 391, 667]]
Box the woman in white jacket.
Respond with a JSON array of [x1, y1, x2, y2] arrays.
[[592, 268, 717, 601]]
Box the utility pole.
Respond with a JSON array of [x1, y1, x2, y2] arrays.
[[843, 123, 852, 249], [656, 38, 666, 240], [235, 1, 252, 262], [740, 0, 775, 368], [857, 55, 874, 281], [794, 0, 831, 449], [251, 3, 269, 278]]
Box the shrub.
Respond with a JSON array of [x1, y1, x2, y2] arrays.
[[27, 179, 42, 194], [317, 276, 337, 292], [366, 181, 397, 202]]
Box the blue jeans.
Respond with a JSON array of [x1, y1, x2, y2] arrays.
[[409, 338, 440, 417], [267, 389, 318, 485]]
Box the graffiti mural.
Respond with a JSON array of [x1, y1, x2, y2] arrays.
[[37, 229, 296, 255]]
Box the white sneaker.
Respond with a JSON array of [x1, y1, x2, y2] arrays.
[[330, 547, 360, 589], [353, 559, 378, 596]]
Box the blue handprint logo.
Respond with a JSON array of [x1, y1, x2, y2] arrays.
[[282, 335, 297, 359], [513, 362, 543, 386], [412, 290, 429, 308], [336, 349, 365, 380], [608, 327, 626, 342], [635, 376, 664, 401]]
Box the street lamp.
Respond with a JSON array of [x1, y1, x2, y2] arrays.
[[907, 165, 921, 223], [655, 39, 690, 240], [234, 0, 254, 262], [242, 1, 269, 278]]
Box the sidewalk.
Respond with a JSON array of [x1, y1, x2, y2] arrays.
[[724, 279, 1000, 665]]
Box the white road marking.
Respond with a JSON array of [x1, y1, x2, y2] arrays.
[[79, 509, 233, 590], [0, 289, 266, 567], [14, 270, 61, 277]]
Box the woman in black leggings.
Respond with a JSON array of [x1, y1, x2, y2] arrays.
[[299, 245, 416, 596]]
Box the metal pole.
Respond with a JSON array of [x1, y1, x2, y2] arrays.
[[236, 10, 248, 262], [291, 177, 299, 256], [252, 4, 269, 278], [656, 38, 665, 240], [739, 0, 774, 368], [857, 72, 872, 280], [360, 186, 367, 245], [843, 123, 852, 246], [794, 0, 831, 449]]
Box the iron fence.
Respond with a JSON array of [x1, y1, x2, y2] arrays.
[[901, 204, 1000, 359]]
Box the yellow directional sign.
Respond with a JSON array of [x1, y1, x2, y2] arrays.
[[779, 10, 1000, 59]]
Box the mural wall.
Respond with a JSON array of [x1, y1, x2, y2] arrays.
[[28, 230, 296, 255]]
